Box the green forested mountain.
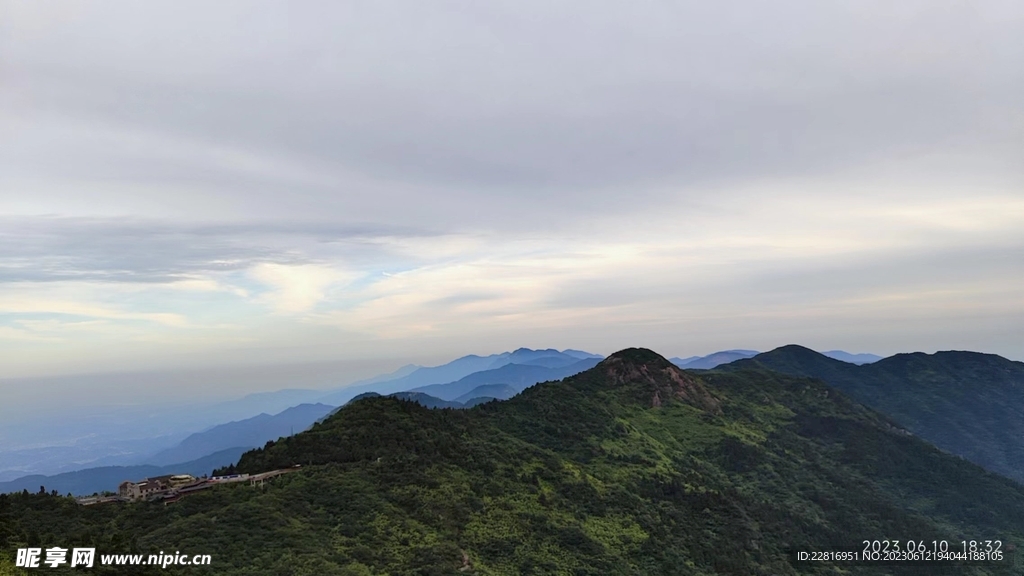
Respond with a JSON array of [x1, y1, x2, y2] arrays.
[[724, 345, 1024, 482], [4, 349, 1024, 575]]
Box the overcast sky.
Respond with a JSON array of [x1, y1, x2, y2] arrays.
[[1, 1, 1022, 409]]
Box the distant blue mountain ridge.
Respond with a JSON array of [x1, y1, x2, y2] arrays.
[[670, 350, 760, 369], [145, 403, 336, 467], [820, 350, 883, 365], [670, 349, 881, 369], [409, 357, 601, 401], [315, 348, 599, 406], [318, 352, 603, 420], [454, 384, 518, 404]]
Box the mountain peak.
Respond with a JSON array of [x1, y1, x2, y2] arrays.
[[603, 347, 675, 367], [599, 348, 721, 412], [770, 344, 821, 356]]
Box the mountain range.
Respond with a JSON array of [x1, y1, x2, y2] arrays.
[[818, 350, 883, 364], [144, 403, 336, 468], [315, 348, 601, 406], [670, 350, 760, 369], [8, 348, 1022, 575], [0, 349, 603, 494], [4, 347, 892, 485], [6, 343, 1013, 503], [408, 357, 602, 401], [723, 345, 1024, 483], [670, 349, 881, 370], [454, 383, 518, 404]]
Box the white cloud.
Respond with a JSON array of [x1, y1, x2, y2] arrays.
[[249, 263, 358, 314], [0, 293, 188, 327]]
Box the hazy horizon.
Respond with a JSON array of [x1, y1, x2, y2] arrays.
[[0, 343, 1014, 432], [3, 2, 1022, 412]]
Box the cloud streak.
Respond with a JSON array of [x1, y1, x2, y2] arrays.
[[0, 216, 436, 283]]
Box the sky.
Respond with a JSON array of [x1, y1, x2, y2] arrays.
[[1, 0, 1023, 410]]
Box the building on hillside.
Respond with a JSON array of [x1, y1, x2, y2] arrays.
[[105, 467, 301, 506], [210, 473, 250, 483], [118, 479, 166, 500], [118, 474, 197, 501]]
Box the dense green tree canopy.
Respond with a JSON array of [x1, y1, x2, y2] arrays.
[[5, 349, 1023, 575]]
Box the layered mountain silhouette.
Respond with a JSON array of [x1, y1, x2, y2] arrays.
[[311, 352, 601, 421], [454, 383, 518, 404], [408, 357, 601, 401], [145, 403, 336, 467], [670, 349, 759, 369], [13, 348, 1021, 574], [722, 345, 1024, 482], [316, 348, 599, 406], [670, 349, 880, 370], [819, 350, 882, 364]]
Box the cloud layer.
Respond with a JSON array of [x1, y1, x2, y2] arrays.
[[1, 0, 1022, 398]]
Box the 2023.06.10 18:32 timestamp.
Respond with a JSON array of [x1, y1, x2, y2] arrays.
[[796, 540, 1006, 565]]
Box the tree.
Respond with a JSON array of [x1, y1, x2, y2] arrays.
[[0, 494, 13, 547]]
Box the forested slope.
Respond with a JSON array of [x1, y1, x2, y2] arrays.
[[4, 349, 1023, 575], [726, 345, 1024, 482]]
